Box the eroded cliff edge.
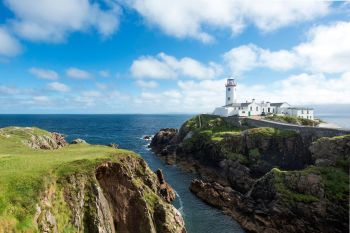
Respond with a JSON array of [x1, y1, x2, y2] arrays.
[[150, 115, 349, 233], [0, 127, 186, 233]]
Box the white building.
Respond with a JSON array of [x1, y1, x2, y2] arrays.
[[213, 78, 314, 120]]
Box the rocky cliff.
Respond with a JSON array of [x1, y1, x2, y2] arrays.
[[0, 127, 186, 233], [151, 115, 349, 233]]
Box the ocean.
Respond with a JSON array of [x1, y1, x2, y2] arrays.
[[0, 112, 349, 233]]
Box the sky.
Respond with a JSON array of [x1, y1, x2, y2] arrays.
[[0, 0, 349, 114]]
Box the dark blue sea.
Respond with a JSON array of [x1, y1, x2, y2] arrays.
[[0, 114, 244, 233]]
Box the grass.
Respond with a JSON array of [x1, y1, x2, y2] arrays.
[[265, 115, 320, 126], [0, 126, 138, 232], [271, 168, 320, 203], [271, 166, 349, 204], [183, 114, 243, 132], [246, 127, 297, 138]]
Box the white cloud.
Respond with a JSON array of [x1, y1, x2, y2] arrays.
[[131, 52, 222, 79], [4, 0, 120, 42], [47, 82, 70, 92], [295, 21, 350, 73], [123, 0, 329, 42], [223, 44, 299, 74], [66, 67, 91, 79], [29, 67, 59, 80], [0, 27, 21, 56], [135, 80, 158, 88], [224, 21, 350, 74]]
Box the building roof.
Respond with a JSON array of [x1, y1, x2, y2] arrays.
[[225, 103, 244, 107], [270, 102, 289, 107], [288, 107, 314, 110]]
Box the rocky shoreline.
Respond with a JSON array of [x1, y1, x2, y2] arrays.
[[150, 115, 349, 233]]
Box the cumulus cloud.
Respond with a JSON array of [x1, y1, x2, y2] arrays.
[[135, 80, 158, 88], [223, 44, 299, 74], [47, 82, 70, 92], [29, 67, 59, 80], [4, 0, 120, 42], [224, 21, 350, 74], [0, 27, 21, 56], [66, 67, 91, 79], [295, 21, 350, 73], [123, 0, 329, 42], [131, 52, 222, 79]]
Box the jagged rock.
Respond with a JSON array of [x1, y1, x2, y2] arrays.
[[310, 135, 350, 167], [71, 138, 87, 144], [150, 128, 178, 154], [24, 131, 68, 150], [143, 135, 152, 140], [156, 169, 176, 203], [151, 116, 349, 233]]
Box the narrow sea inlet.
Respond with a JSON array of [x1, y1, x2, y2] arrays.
[[0, 114, 244, 233]]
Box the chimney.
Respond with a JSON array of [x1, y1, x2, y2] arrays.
[[252, 98, 255, 103]]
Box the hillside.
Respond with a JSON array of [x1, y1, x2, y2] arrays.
[[0, 127, 186, 233], [150, 114, 349, 233]]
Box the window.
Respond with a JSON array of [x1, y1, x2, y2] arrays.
[[256, 106, 258, 111], [307, 110, 309, 114], [302, 110, 304, 114], [250, 107, 252, 111], [228, 88, 231, 91], [268, 107, 270, 113], [228, 97, 230, 100]]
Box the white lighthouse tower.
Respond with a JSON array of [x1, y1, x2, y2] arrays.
[[225, 78, 237, 105]]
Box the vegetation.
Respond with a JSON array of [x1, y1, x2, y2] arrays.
[[271, 168, 320, 203], [245, 127, 297, 138], [183, 114, 245, 132], [265, 115, 320, 126], [0, 126, 138, 232], [271, 166, 349, 203]]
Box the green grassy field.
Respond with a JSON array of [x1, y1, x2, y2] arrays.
[[0, 127, 137, 232]]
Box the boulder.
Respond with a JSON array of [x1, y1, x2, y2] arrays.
[[143, 135, 152, 140], [71, 138, 87, 144]]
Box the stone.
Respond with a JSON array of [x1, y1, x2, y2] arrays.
[[71, 138, 87, 144]]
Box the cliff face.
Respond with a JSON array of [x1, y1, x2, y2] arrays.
[[0, 127, 186, 233], [150, 115, 349, 233]]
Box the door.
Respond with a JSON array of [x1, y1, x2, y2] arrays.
[[248, 111, 251, 116]]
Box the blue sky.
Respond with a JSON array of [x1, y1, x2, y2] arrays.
[[0, 0, 349, 113]]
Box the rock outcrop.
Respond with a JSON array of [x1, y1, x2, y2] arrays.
[[151, 115, 349, 233], [71, 138, 87, 144], [20, 127, 68, 149], [34, 155, 186, 233], [310, 135, 350, 166]]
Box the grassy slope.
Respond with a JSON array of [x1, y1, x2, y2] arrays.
[[0, 127, 137, 232]]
